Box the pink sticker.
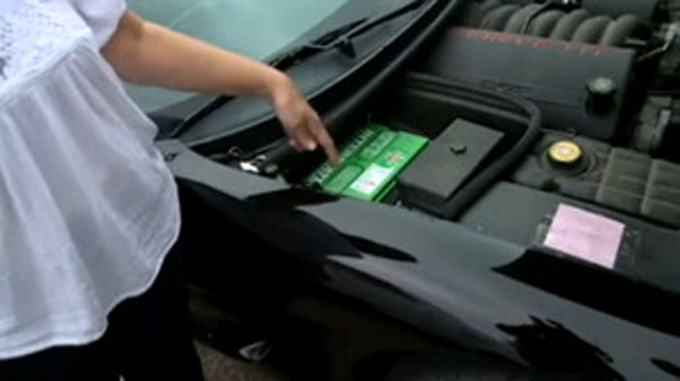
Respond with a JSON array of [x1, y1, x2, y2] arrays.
[[544, 204, 625, 269]]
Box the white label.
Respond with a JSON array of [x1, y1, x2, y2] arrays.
[[350, 164, 392, 195], [544, 204, 624, 269]]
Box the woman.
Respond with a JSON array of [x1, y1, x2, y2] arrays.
[[0, 1, 338, 380]]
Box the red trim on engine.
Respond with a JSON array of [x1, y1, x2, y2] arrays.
[[448, 27, 623, 57]]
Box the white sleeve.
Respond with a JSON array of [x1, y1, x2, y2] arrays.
[[69, 0, 127, 47]]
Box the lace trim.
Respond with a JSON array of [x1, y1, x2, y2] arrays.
[[0, 0, 89, 84]]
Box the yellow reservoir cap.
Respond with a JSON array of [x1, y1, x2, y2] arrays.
[[548, 141, 582, 165]]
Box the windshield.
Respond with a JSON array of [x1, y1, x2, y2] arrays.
[[125, 0, 348, 113]]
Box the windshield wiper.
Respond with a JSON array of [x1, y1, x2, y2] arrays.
[[270, 0, 426, 69], [168, 1, 426, 140]]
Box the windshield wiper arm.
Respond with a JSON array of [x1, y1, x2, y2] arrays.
[[169, 1, 426, 140], [270, 0, 426, 69]]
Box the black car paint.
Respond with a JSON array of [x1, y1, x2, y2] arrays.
[[154, 0, 680, 378], [160, 136, 680, 380]]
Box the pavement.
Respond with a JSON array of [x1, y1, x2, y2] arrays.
[[196, 341, 287, 381], [190, 286, 288, 381]]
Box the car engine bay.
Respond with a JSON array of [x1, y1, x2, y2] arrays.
[[216, 0, 680, 293], [195, 0, 680, 285], [294, 0, 680, 229]]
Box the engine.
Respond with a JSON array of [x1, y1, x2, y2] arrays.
[[417, 0, 680, 227]]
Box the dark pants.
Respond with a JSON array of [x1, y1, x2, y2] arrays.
[[0, 241, 204, 381]]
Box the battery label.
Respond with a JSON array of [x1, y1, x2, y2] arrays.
[[350, 164, 392, 195]]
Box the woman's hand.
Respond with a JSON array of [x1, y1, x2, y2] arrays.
[[104, 11, 339, 164], [268, 73, 339, 165]]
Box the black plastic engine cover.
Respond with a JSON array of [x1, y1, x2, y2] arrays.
[[582, 0, 659, 21], [419, 28, 635, 142]]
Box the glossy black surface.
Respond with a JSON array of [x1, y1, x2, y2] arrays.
[[159, 138, 680, 380]]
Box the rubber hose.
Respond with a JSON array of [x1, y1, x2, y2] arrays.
[[480, 4, 521, 31], [471, 0, 503, 28], [527, 10, 566, 37], [403, 72, 542, 220], [504, 4, 542, 34], [572, 15, 612, 44], [402, 89, 530, 128], [599, 14, 638, 46], [549, 9, 591, 40]]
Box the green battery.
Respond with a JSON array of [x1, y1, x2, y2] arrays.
[[305, 123, 428, 201]]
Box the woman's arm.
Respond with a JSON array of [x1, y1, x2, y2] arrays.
[[102, 11, 338, 163]]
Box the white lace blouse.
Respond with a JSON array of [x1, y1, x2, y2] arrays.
[[0, 0, 180, 359]]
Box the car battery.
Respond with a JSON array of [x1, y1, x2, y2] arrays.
[[305, 123, 428, 202]]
